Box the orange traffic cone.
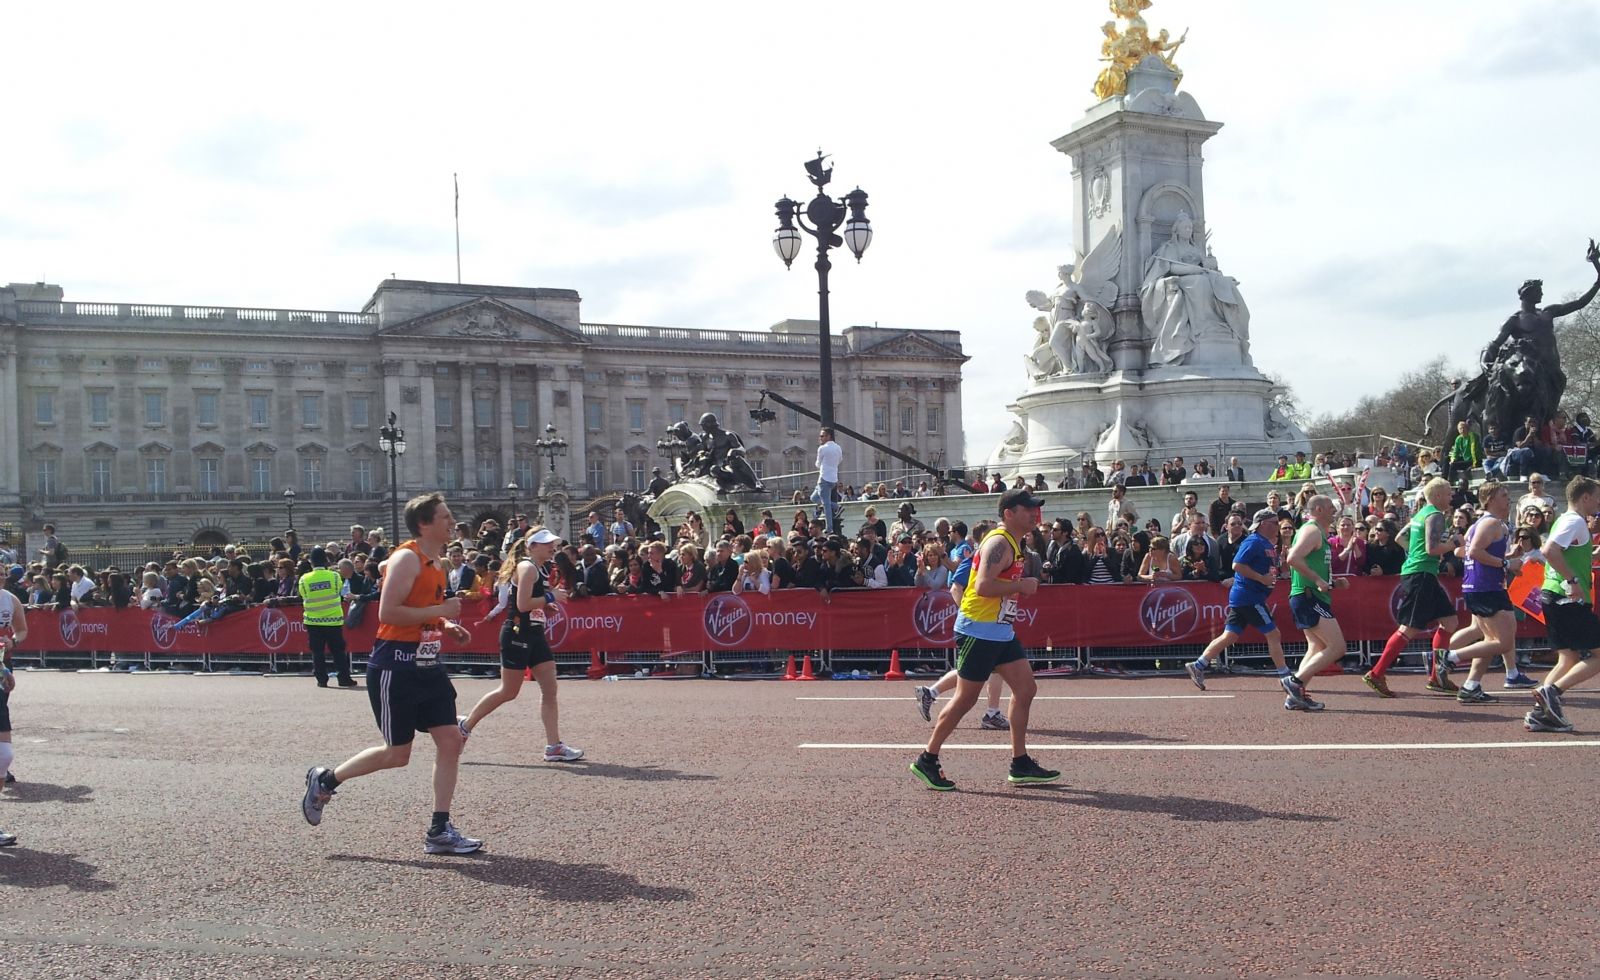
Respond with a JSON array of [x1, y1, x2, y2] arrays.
[[799, 654, 819, 681], [586, 648, 604, 680], [782, 654, 798, 681], [1317, 657, 1345, 677], [884, 649, 905, 681]]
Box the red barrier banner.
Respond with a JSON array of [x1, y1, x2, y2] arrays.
[[14, 576, 1542, 657]]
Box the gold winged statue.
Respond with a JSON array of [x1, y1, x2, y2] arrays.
[[1092, 0, 1188, 101]]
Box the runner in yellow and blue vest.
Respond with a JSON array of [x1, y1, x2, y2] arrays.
[[910, 488, 1059, 791], [298, 547, 355, 688], [1525, 476, 1600, 733]]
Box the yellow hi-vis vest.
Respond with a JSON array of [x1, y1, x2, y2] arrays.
[[297, 568, 345, 627]]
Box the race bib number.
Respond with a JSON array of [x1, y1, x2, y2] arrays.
[[997, 596, 1019, 625], [417, 628, 442, 663]]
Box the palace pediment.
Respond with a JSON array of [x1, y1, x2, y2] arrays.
[[852, 331, 966, 361], [380, 298, 586, 346]]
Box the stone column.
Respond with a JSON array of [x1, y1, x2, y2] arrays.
[[416, 361, 436, 491], [498, 363, 514, 492], [565, 365, 587, 491], [0, 344, 19, 496], [380, 359, 405, 494], [221, 358, 246, 489], [114, 355, 138, 491], [458, 365, 476, 489], [273, 359, 296, 491], [943, 378, 964, 472]]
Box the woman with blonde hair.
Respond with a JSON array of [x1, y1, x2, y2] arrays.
[[733, 550, 771, 595], [1137, 535, 1182, 584], [459, 528, 583, 762]]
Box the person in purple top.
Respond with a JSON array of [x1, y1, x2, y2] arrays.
[[1441, 482, 1536, 699]]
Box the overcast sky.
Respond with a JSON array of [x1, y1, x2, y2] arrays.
[[5, 1, 1598, 463]]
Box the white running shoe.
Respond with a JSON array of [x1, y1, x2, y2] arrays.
[[423, 821, 484, 855], [301, 767, 335, 827], [543, 743, 584, 762], [457, 716, 472, 740]]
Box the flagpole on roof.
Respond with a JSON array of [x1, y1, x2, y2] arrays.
[[454, 172, 462, 284]]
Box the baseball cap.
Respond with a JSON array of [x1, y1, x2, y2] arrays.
[[1251, 508, 1281, 529], [999, 487, 1046, 515], [528, 529, 560, 544]]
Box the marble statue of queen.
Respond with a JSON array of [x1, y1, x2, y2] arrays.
[[1139, 210, 1251, 365]]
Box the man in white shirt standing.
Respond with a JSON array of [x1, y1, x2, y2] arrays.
[[812, 427, 844, 534]]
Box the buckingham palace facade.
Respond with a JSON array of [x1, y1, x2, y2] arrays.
[[0, 278, 967, 549]]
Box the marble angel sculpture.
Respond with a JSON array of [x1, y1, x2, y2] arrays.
[[1139, 211, 1250, 366], [1024, 225, 1120, 379]]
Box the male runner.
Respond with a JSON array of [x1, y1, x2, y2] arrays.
[[1185, 509, 1290, 690], [1282, 495, 1351, 711], [1524, 476, 1600, 733], [910, 489, 1059, 790], [1441, 482, 1524, 703], [913, 520, 1008, 730], [301, 492, 482, 853], [0, 585, 29, 846], [1364, 478, 1461, 698], [298, 547, 356, 688]]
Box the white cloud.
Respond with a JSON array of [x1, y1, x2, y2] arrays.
[[3, 0, 1598, 466]]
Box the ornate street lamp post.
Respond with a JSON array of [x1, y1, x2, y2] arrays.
[[534, 423, 568, 474], [507, 481, 519, 517], [283, 488, 296, 533], [772, 152, 872, 431], [377, 412, 407, 541]]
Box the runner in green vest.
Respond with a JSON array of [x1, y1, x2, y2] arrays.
[[298, 547, 355, 688], [1525, 476, 1600, 733], [1283, 494, 1351, 711], [1364, 478, 1463, 698]]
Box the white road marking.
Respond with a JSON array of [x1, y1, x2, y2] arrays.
[[795, 694, 1235, 702], [800, 740, 1600, 752]]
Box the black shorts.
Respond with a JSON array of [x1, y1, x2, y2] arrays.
[[1289, 593, 1334, 630], [0, 687, 9, 733], [954, 633, 1027, 683], [1395, 573, 1457, 629], [1543, 596, 1600, 652], [500, 623, 554, 671], [367, 665, 457, 746], [306, 624, 346, 657], [1463, 590, 1515, 618], [1224, 602, 1277, 636]]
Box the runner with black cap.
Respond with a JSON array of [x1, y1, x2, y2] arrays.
[[910, 487, 1059, 790], [1186, 507, 1292, 691]]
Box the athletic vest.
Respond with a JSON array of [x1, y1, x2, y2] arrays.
[[1542, 515, 1594, 600], [297, 567, 345, 626], [502, 560, 546, 638], [955, 528, 1023, 641], [1401, 504, 1442, 576], [1461, 518, 1508, 594], [375, 540, 448, 642], [1289, 526, 1331, 602]]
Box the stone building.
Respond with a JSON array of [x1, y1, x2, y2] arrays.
[[0, 278, 967, 549]]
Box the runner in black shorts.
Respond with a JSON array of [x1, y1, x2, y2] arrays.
[[459, 528, 583, 762], [300, 492, 484, 854], [954, 634, 1027, 683], [1443, 483, 1530, 702], [1365, 479, 1463, 698]]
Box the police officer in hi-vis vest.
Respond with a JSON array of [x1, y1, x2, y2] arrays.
[[298, 547, 356, 688]]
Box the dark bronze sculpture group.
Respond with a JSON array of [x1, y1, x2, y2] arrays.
[[662, 413, 766, 494], [1427, 240, 1600, 440]]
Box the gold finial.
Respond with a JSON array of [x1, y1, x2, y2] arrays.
[[1092, 0, 1188, 101]]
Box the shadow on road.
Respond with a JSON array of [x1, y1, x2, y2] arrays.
[[2, 782, 96, 805], [0, 849, 116, 891], [462, 760, 716, 782], [966, 785, 1339, 824], [1331, 707, 1515, 724], [1027, 729, 1186, 744], [327, 853, 693, 903]]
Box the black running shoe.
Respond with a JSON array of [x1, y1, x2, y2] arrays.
[[909, 753, 955, 791], [1007, 754, 1062, 785], [4, 771, 13, 785]]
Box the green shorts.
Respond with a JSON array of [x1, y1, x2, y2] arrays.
[[954, 633, 1027, 683]]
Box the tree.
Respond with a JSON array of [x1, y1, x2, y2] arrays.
[[1555, 301, 1600, 418], [1305, 357, 1464, 453]]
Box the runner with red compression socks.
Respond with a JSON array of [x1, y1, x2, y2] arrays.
[[1364, 478, 1463, 698]]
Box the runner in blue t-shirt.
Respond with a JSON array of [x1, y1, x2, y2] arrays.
[[912, 522, 1009, 729], [1185, 509, 1291, 690]]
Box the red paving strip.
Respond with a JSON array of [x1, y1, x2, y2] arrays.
[[3, 672, 1600, 978]]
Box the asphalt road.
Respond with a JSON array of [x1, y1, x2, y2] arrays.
[[4, 670, 1599, 978]]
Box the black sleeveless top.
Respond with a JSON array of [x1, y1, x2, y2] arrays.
[[502, 560, 546, 638]]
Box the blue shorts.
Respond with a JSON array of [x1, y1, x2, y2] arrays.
[[1224, 602, 1277, 636], [1290, 593, 1334, 630]]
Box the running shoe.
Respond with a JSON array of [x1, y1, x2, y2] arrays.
[[423, 822, 484, 855], [4, 771, 13, 785], [1185, 660, 1207, 691], [1007, 754, 1062, 785], [1280, 674, 1307, 699], [1283, 691, 1325, 712], [1430, 648, 1454, 683], [980, 709, 1011, 731], [457, 716, 472, 741], [1362, 672, 1396, 698], [543, 743, 584, 762], [0, 830, 14, 847], [909, 753, 956, 791], [914, 685, 936, 723], [337, 679, 359, 688], [1525, 710, 1574, 734], [1503, 673, 1538, 690], [1457, 685, 1498, 704], [1533, 686, 1569, 726], [301, 766, 335, 827]]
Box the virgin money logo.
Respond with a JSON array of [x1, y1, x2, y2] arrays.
[[151, 613, 179, 650], [703, 593, 752, 647], [542, 602, 568, 647], [59, 610, 81, 647], [913, 589, 958, 644], [258, 608, 292, 650], [1139, 587, 1200, 642]]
